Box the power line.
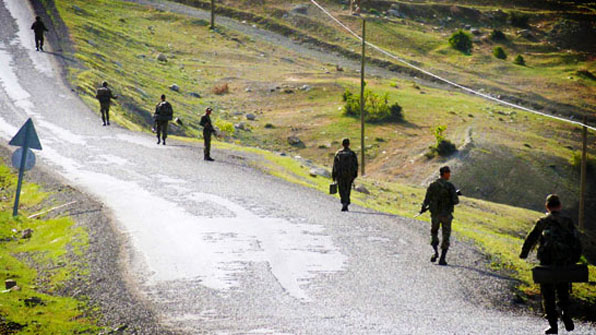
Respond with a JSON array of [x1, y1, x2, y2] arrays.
[[309, 0, 596, 132]]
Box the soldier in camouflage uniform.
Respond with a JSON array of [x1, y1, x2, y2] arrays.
[[199, 107, 215, 161], [154, 94, 173, 145], [332, 138, 358, 212], [520, 194, 582, 334], [96, 82, 117, 126], [421, 166, 459, 265]]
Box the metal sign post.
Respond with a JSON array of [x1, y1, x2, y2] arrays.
[[9, 119, 42, 216], [360, 19, 366, 176], [579, 116, 588, 231]]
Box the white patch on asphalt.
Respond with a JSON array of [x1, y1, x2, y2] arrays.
[[0, 50, 35, 112], [3, 0, 55, 77], [91, 154, 129, 166], [115, 133, 163, 148]]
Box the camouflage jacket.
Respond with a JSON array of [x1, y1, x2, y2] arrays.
[[422, 178, 459, 216], [154, 101, 173, 121], [520, 211, 582, 266], [332, 148, 358, 181], [200, 114, 214, 134]]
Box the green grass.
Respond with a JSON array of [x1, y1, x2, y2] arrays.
[[0, 165, 100, 334]]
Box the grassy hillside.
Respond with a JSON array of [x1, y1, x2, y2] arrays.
[[38, 0, 595, 318], [0, 164, 100, 334]]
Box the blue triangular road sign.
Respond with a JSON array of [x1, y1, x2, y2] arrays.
[[9, 118, 42, 150]]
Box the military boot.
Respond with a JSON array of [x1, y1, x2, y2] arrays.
[[562, 313, 574, 332], [544, 319, 558, 334], [438, 249, 448, 266], [430, 246, 439, 262]]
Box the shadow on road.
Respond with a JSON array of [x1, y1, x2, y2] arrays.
[[450, 264, 522, 283]]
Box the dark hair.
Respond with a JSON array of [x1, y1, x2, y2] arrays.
[[342, 138, 350, 146], [546, 194, 561, 209], [161, 94, 166, 100], [102, 81, 108, 87], [36, 16, 41, 21], [439, 166, 451, 175]]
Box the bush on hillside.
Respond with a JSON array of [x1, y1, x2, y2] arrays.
[[489, 29, 507, 42], [575, 69, 596, 81], [509, 12, 529, 28], [426, 125, 457, 158], [213, 83, 229, 95], [449, 30, 473, 54], [513, 55, 526, 66], [343, 89, 403, 123], [493, 46, 507, 60]]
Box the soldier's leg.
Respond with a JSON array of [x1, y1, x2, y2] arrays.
[[105, 106, 110, 125], [155, 121, 162, 143], [440, 215, 452, 251], [204, 133, 211, 159], [557, 282, 574, 331], [162, 121, 168, 141], [40, 35, 44, 50], [100, 106, 107, 125], [430, 215, 440, 247], [338, 179, 350, 209]]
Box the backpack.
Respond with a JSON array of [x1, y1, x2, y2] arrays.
[[538, 215, 582, 266], [156, 102, 173, 121], [335, 150, 356, 179], [429, 180, 452, 214], [96, 87, 111, 103]]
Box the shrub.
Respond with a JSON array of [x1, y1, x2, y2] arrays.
[[513, 55, 526, 66], [575, 69, 595, 81], [213, 83, 229, 95], [214, 119, 235, 136], [509, 12, 529, 28], [493, 46, 507, 60], [448, 30, 473, 54], [342, 89, 403, 123], [489, 29, 507, 41], [427, 125, 457, 157]]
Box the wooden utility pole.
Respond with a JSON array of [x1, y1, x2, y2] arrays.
[[360, 19, 366, 176], [210, 0, 215, 30], [579, 115, 588, 231]]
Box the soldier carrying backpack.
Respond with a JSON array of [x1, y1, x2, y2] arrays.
[[154, 94, 173, 145], [96, 81, 117, 126], [420, 166, 460, 265], [520, 194, 582, 334], [332, 138, 358, 212]]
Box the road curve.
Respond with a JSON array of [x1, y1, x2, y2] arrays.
[[1, 0, 594, 334]]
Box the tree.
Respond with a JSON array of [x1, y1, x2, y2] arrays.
[[513, 55, 526, 66]]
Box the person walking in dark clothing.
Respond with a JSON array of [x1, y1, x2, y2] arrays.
[[31, 16, 48, 51], [420, 166, 460, 265], [154, 94, 173, 145], [95, 81, 117, 126], [199, 107, 215, 161], [332, 138, 358, 212], [520, 194, 582, 334]]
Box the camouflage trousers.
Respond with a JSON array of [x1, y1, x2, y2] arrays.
[[337, 178, 353, 205], [155, 120, 168, 140], [430, 214, 452, 250], [100, 103, 110, 123], [541, 282, 570, 322]]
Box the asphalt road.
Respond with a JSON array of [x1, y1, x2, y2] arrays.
[[1, 0, 594, 334]]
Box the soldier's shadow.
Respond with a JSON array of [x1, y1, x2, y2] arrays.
[[449, 264, 522, 283], [349, 210, 399, 217]]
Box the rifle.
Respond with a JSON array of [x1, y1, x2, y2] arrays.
[[414, 206, 429, 218]]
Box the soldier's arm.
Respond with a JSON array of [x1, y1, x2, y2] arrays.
[[520, 219, 545, 259], [331, 153, 338, 180], [421, 184, 432, 210]]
